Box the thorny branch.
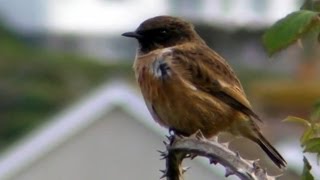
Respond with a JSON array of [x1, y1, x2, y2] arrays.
[[159, 131, 280, 180]]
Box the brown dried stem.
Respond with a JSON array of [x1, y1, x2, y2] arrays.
[[159, 132, 279, 180]]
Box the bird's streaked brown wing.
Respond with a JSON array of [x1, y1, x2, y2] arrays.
[[169, 44, 262, 122]]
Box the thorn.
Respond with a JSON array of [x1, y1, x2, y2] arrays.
[[160, 155, 167, 160], [190, 130, 205, 140], [252, 161, 265, 174], [247, 160, 254, 165], [195, 130, 205, 140], [221, 142, 229, 148], [225, 167, 234, 177], [159, 169, 166, 173], [211, 136, 218, 142], [189, 132, 197, 139], [159, 169, 167, 179], [252, 161, 260, 169], [163, 141, 168, 146], [210, 158, 218, 165], [247, 159, 260, 168], [182, 166, 190, 174], [161, 153, 167, 157], [157, 150, 168, 159], [160, 174, 166, 179], [190, 154, 197, 160], [253, 159, 260, 164]]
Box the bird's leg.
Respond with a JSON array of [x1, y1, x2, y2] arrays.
[[168, 127, 176, 136], [169, 128, 206, 160], [169, 128, 189, 137], [167, 128, 189, 146]]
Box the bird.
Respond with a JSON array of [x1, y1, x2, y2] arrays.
[[122, 15, 286, 169]]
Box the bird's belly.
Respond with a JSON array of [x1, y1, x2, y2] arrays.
[[140, 74, 235, 138]]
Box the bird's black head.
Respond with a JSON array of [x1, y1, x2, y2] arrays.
[[122, 16, 201, 54]]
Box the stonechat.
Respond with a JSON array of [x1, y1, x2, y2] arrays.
[[122, 16, 286, 168]]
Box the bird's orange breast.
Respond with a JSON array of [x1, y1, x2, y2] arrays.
[[133, 52, 236, 137]]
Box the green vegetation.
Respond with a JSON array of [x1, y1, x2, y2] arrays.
[[262, 10, 320, 56], [284, 103, 320, 180], [262, 0, 320, 179], [0, 23, 132, 151]]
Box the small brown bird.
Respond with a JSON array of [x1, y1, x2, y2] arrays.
[[122, 16, 286, 168]]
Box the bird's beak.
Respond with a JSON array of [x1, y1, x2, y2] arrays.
[[121, 31, 143, 39]]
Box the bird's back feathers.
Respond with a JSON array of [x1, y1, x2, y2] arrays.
[[163, 43, 262, 122]]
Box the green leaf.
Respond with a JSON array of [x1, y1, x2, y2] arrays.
[[315, 100, 320, 109], [304, 137, 320, 153], [301, 127, 315, 145], [311, 101, 320, 123], [263, 10, 320, 56], [283, 116, 311, 127], [302, 156, 314, 180]]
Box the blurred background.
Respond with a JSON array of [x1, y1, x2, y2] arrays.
[[0, 0, 319, 179]]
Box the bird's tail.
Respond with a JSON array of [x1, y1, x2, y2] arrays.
[[237, 119, 287, 169], [253, 132, 287, 169]]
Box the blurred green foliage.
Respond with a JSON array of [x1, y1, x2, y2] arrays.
[[302, 156, 314, 180], [0, 23, 132, 151], [262, 10, 320, 56], [262, 0, 320, 57], [285, 103, 320, 180], [263, 0, 320, 178]]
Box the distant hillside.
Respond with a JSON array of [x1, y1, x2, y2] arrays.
[[0, 23, 132, 151]]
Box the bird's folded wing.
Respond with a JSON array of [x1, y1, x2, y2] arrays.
[[168, 45, 262, 122], [212, 79, 262, 122]]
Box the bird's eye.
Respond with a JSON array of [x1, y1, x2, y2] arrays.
[[159, 29, 168, 35]]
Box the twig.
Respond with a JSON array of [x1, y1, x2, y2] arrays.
[[159, 131, 279, 180]]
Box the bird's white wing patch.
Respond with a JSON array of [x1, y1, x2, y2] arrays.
[[150, 48, 173, 79]]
